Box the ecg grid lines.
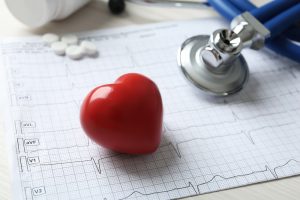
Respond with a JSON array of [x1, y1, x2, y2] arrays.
[[1, 19, 300, 200]]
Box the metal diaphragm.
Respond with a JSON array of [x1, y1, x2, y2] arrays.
[[178, 35, 249, 96]]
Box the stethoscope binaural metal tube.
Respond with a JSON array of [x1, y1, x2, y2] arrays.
[[125, 0, 209, 9]]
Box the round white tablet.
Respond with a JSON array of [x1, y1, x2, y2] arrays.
[[66, 45, 84, 60], [51, 41, 67, 56], [61, 34, 78, 45], [80, 41, 98, 56], [42, 33, 59, 45]]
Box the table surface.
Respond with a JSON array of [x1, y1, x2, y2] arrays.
[[0, 0, 299, 199]]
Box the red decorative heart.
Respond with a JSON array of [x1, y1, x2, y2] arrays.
[[80, 73, 163, 154]]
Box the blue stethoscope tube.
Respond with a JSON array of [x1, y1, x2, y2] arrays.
[[207, 0, 300, 63], [229, 0, 299, 40]]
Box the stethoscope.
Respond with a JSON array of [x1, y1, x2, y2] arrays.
[[110, 0, 300, 96]]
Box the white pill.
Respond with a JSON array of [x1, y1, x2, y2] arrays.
[[61, 34, 78, 45], [80, 41, 98, 56], [42, 33, 59, 45], [51, 41, 67, 56], [66, 45, 84, 60]]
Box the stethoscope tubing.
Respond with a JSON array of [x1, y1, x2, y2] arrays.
[[232, 0, 298, 22], [125, 0, 299, 42], [125, 0, 300, 63], [213, 0, 299, 38], [286, 27, 300, 42], [228, 0, 300, 43], [264, 3, 300, 39], [207, 0, 300, 63]]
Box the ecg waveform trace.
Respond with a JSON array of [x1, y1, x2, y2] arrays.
[[1, 19, 300, 200]]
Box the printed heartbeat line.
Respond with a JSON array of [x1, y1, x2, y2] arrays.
[[163, 118, 236, 132], [119, 159, 300, 200], [32, 122, 293, 174], [11, 44, 177, 80], [39, 153, 121, 175], [13, 70, 182, 94], [243, 122, 294, 144], [163, 122, 293, 158], [25, 140, 90, 154], [119, 182, 197, 200], [26, 127, 81, 134], [160, 131, 242, 158], [165, 103, 299, 133], [14, 99, 81, 108], [30, 111, 294, 158], [12, 75, 300, 108]]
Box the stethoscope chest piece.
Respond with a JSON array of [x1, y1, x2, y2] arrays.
[[178, 35, 249, 96]]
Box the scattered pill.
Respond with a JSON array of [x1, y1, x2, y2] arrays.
[[42, 33, 59, 45], [43, 33, 97, 60], [61, 34, 78, 45], [80, 41, 98, 56], [51, 41, 67, 56], [66, 45, 84, 60]]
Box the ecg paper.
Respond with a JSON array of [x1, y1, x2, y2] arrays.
[[1, 18, 300, 200]]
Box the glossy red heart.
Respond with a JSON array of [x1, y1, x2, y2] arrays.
[[80, 73, 163, 154]]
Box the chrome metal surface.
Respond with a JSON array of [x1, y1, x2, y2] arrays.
[[125, 0, 209, 9], [201, 29, 242, 71], [231, 12, 270, 50], [200, 12, 269, 73], [178, 35, 249, 96]]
